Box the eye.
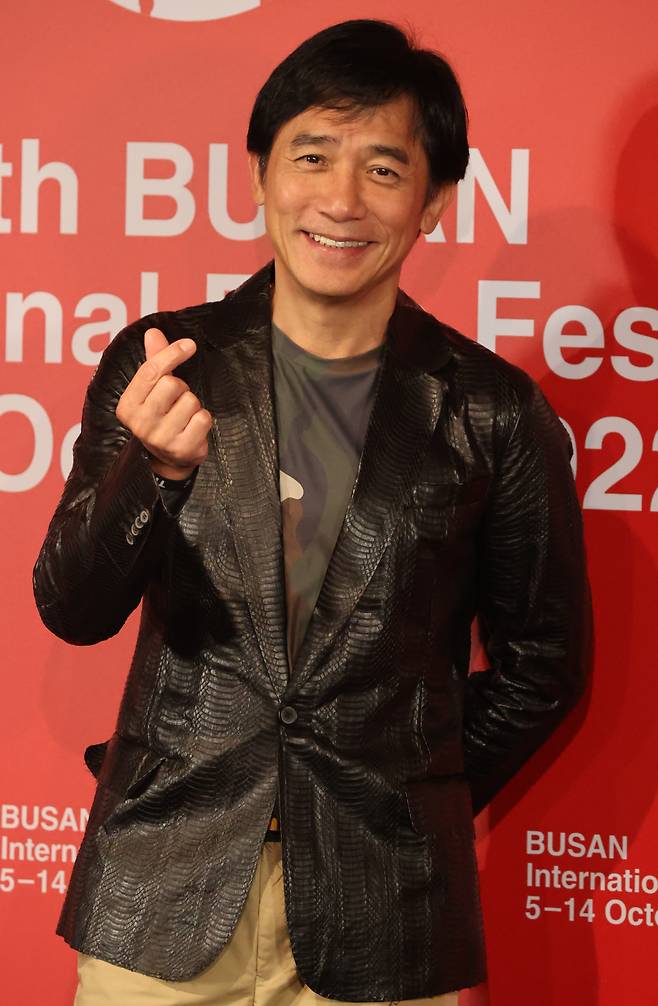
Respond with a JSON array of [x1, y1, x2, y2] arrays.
[[370, 166, 399, 180], [296, 153, 324, 166]]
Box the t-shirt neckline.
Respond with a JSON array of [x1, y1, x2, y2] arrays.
[[271, 321, 385, 375]]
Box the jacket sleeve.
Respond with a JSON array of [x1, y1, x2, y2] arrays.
[[32, 315, 179, 645], [463, 374, 593, 816]]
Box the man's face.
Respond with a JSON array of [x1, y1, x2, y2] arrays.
[[248, 95, 454, 305]]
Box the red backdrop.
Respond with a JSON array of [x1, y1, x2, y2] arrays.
[[1, 2, 656, 1003]]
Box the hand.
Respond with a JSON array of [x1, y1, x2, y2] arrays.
[[116, 328, 212, 480]]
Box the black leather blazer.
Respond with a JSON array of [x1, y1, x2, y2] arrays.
[[33, 262, 592, 999]]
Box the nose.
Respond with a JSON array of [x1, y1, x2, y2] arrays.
[[317, 165, 367, 222]]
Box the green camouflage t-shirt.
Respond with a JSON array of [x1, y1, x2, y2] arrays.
[[271, 321, 385, 669]]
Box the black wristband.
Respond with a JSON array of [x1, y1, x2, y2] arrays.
[[152, 471, 196, 492]]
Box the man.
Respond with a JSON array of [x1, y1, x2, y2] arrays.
[[33, 18, 592, 1006]]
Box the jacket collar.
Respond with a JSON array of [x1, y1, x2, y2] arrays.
[[204, 260, 455, 375], [199, 261, 454, 695]]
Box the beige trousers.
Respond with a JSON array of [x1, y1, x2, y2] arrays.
[[74, 840, 459, 1006]]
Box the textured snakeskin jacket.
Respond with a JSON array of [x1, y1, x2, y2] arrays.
[[33, 262, 592, 999]]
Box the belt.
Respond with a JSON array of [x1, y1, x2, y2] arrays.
[[264, 814, 281, 842]]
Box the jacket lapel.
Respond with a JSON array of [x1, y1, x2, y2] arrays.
[[290, 295, 454, 686], [199, 265, 290, 699]]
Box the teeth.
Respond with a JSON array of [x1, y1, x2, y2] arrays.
[[308, 232, 368, 248]]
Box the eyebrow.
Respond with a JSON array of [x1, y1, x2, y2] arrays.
[[289, 133, 337, 148], [289, 134, 410, 166]]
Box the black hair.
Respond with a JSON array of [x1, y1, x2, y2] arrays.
[[246, 19, 469, 196]]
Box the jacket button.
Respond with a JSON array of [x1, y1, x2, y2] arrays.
[[279, 705, 298, 725]]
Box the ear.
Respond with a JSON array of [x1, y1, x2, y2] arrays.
[[248, 153, 265, 205], [419, 182, 456, 235]]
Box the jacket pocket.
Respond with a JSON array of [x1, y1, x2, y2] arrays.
[[409, 474, 490, 508], [406, 475, 490, 543], [85, 732, 168, 801]]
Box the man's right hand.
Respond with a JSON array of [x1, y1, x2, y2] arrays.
[[116, 328, 213, 480]]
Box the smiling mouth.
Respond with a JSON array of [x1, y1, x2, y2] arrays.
[[304, 231, 371, 249]]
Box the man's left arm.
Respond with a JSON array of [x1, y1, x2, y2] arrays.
[[464, 374, 593, 817]]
